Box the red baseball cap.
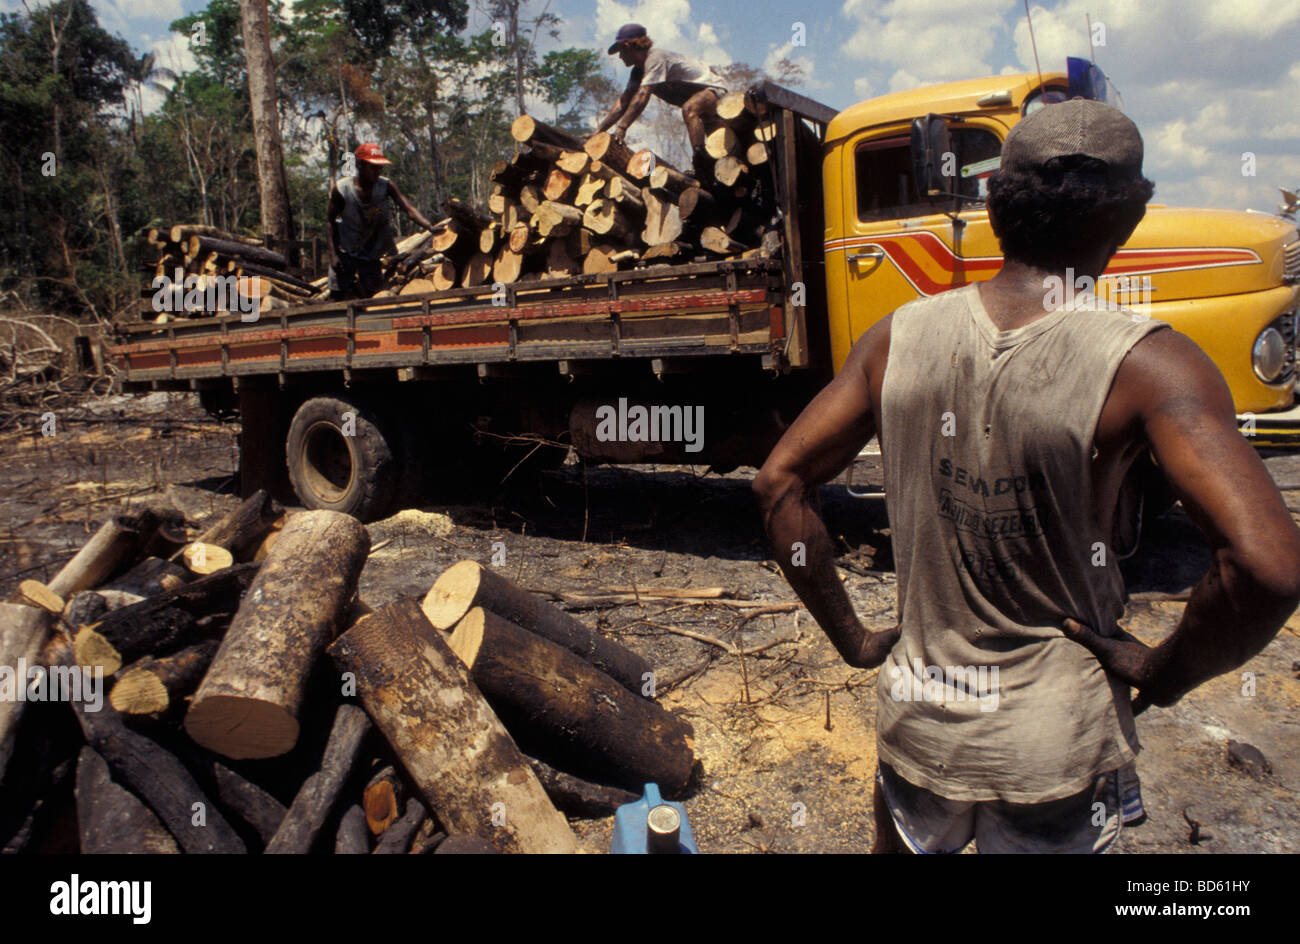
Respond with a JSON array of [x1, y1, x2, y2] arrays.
[[354, 142, 392, 166]]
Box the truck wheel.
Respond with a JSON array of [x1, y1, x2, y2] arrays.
[[286, 396, 395, 522]]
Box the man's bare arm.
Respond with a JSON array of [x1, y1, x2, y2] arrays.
[[324, 185, 344, 266], [595, 73, 640, 134], [753, 318, 899, 668], [1064, 329, 1300, 706], [386, 180, 435, 232], [608, 86, 653, 143]]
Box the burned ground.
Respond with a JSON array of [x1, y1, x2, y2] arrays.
[[2, 392, 1297, 853]]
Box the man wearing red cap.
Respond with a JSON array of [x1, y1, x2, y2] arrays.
[[326, 143, 437, 300], [596, 24, 727, 182]]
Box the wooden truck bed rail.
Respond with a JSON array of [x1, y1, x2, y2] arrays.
[[110, 260, 791, 388]]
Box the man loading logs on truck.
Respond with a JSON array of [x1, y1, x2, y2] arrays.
[[326, 142, 438, 301], [595, 23, 728, 183], [754, 100, 1300, 853]]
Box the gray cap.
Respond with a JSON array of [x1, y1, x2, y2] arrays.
[[1000, 99, 1144, 183]]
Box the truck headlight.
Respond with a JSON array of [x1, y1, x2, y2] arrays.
[[1253, 326, 1287, 382]]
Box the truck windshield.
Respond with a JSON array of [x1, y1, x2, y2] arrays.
[[855, 126, 1003, 222]]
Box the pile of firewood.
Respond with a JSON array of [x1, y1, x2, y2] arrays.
[[141, 224, 324, 319], [0, 498, 695, 854]]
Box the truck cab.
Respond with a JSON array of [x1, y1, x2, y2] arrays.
[[822, 69, 1300, 445]]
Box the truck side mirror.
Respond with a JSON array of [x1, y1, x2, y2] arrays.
[[910, 114, 952, 199]]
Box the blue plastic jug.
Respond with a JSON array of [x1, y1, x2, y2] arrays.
[[610, 783, 698, 854]]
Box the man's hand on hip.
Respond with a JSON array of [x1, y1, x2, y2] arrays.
[[1061, 618, 1178, 714]]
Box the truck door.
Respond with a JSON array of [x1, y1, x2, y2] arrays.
[[833, 123, 1005, 366]]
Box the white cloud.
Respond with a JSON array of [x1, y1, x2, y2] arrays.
[[853, 75, 873, 99], [764, 39, 819, 89], [840, 0, 1014, 85], [593, 0, 731, 66]]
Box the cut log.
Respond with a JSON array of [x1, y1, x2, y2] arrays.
[[188, 235, 287, 270], [606, 176, 646, 212], [440, 198, 491, 232], [555, 150, 591, 175], [542, 168, 575, 203], [714, 156, 749, 187], [48, 511, 159, 600], [585, 132, 637, 175], [461, 251, 494, 287], [677, 186, 717, 222], [641, 191, 684, 245], [582, 246, 620, 275], [610, 249, 640, 264], [583, 200, 636, 242], [431, 221, 475, 261], [88, 562, 259, 668], [422, 560, 652, 693], [502, 199, 526, 232], [746, 140, 769, 166], [705, 126, 739, 159], [363, 765, 403, 834], [642, 241, 688, 261], [0, 604, 49, 782], [573, 172, 605, 207], [479, 223, 500, 254], [493, 247, 524, 284], [171, 224, 262, 246], [14, 581, 62, 614], [63, 589, 143, 630], [211, 762, 287, 845], [648, 164, 693, 195], [518, 184, 543, 214], [185, 512, 369, 760], [74, 627, 123, 676], [429, 259, 457, 291], [109, 640, 221, 716], [335, 804, 370, 854], [528, 756, 639, 818], [231, 260, 317, 294], [373, 797, 426, 854], [181, 542, 233, 575], [449, 607, 695, 795], [545, 240, 579, 278], [534, 201, 583, 239], [753, 118, 778, 142], [193, 492, 280, 561], [511, 115, 582, 150], [507, 223, 533, 254], [716, 90, 758, 131], [75, 747, 180, 854], [625, 149, 658, 181], [327, 598, 577, 854], [264, 703, 371, 853], [701, 225, 750, 255], [399, 278, 437, 296], [55, 639, 246, 854]]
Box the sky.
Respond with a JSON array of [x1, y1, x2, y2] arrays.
[[12, 0, 1300, 213]]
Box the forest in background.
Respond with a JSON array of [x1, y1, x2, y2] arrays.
[[0, 0, 802, 323]]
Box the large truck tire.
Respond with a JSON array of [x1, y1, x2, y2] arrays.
[[286, 395, 396, 522]]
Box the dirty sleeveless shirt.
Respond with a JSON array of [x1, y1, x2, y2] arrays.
[[875, 283, 1168, 803]]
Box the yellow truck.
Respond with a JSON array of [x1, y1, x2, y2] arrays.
[[824, 70, 1299, 441], [109, 72, 1299, 525]]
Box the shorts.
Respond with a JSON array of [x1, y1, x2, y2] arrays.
[[876, 761, 1126, 854], [329, 253, 385, 300]]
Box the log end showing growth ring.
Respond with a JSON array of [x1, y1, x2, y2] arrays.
[[421, 560, 483, 630], [184, 694, 300, 760]]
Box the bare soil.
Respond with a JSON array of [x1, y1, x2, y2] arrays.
[[3, 392, 1297, 854]]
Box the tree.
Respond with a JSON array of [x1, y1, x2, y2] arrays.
[[238, 0, 293, 245]]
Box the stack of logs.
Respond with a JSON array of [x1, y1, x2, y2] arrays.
[[140, 90, 781, 312], [142, 224, 325, 320], [0, 499, 695, 854]]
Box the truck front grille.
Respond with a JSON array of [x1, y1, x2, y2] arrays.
[[1285, 238, 1300, 283], [1276, 307, 1298, 382]]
